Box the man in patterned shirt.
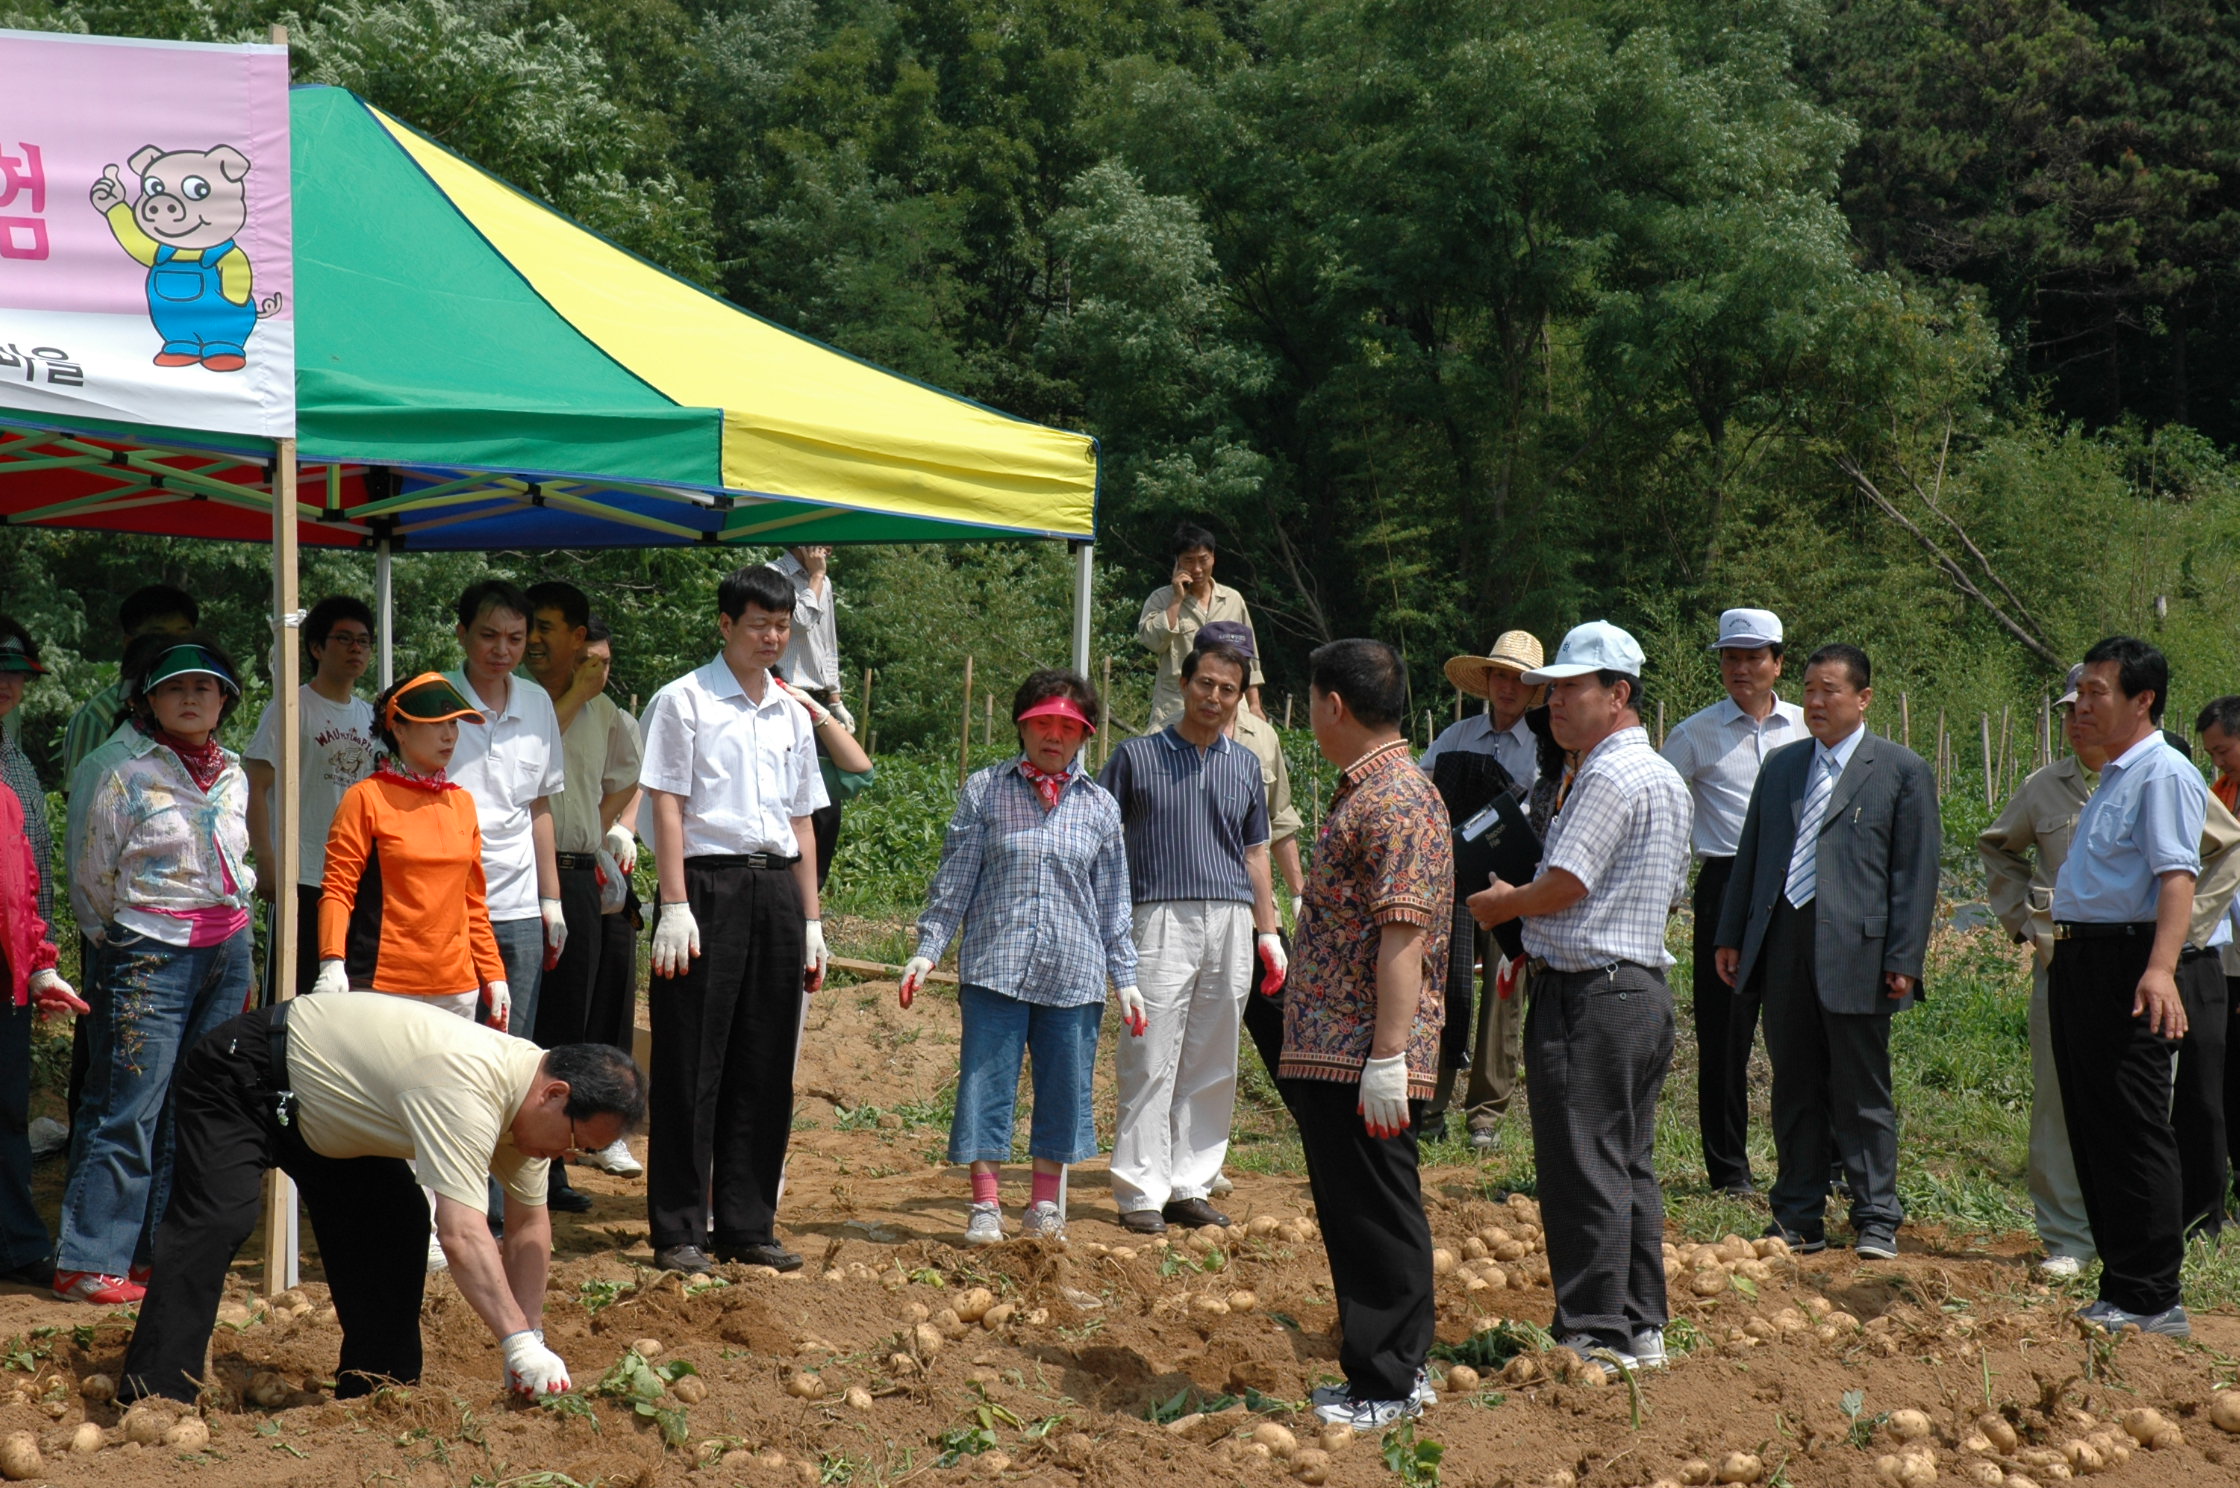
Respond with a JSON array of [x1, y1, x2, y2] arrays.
[[1470, 621, 1692, 1379], [1282, 638, 1450, 1430]]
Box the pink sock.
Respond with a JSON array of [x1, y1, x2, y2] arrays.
[[971, 1170, 1000, 1206], [1031, 1170, 1062, 1208]]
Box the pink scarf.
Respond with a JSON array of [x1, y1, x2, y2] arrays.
[[1018, 759, 1070, 811]]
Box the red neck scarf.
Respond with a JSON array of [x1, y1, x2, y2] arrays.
[[377, 757, 455, 793], [1019, 759, 1071, 811], [144, 723, 226, 793]]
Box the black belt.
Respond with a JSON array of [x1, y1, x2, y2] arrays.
[[2181, 944, 2221, 964], [686, 852, 801, 871], [554, 852, 601, 871], [2054, 921, 2157, 940], [1527, 957, 1659, 981]]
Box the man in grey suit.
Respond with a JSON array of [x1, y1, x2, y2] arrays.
[[1713, 644, 1940, 1258]]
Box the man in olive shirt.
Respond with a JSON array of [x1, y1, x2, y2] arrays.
[[121, 994, 644, 1404], [1138, 524, 1266, 727]]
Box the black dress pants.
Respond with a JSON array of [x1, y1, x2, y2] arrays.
[[1525, 962, 1674, 1349], [1282, 1076, 1432, 1401], [539, 866, 635, 1051], [646, 859, 805, 1251], [2049, 934, 2184, 1315], [1757, 901, 1902, 1235], [2174, 951, 2229, 1238], [122, 1008, 428, 1403], [1691, 856, 1756, 1191], [1242, 930, 1289, 1094]]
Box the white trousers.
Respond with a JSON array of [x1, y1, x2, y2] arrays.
[[1111, 899, 1255, 1213]]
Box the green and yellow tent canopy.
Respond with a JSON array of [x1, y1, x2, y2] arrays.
[[0, 85, 1097, 550]]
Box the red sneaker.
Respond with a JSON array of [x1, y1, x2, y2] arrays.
[[128, 1264, 152, 1286], [53, 1271, 145, 1305]]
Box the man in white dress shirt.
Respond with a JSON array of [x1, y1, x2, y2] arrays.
[[1660, 608, 1807, 1196], [774, 544, 855, 887], [1421, 630, 1543, 1147]]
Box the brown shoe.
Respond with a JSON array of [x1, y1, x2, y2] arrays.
[[1161, 1197, 1231, 1229], [1118, 1209, 1168, 1235]]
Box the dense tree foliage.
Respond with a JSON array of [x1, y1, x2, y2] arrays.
[[5, 0, 2238, 757]]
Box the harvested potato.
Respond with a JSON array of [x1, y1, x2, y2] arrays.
[[1227, 1290, 1259, 1313], [1717, 1451, 1765, 1484], [121, 1403, 171, 1446], [1253, 1423, 1298, 1459], [246, 1371, 293, 1409], [1690, 1269, 1730, 1297], [955, 1288, 995, 1323], [631, 1337, 664, 1358], [1889, 1410, 1934, 1442], [1978, 1416, 2020, 1454], [1190, 1294, 1231, 1317], [2213, 1393, 2240, 1434], [1445, 1365, 1480, 1392], [69, 1422, 102, 1455], [672, 1376, 708, 1405], [1431, 1249, 1457, 1276], [981, 1302, 1016, 1330], [844, 1386, 873, 1411], [0, 1432, 39, 1480], [1964, 1464, 2003, 1487], [1321, 1425, 1355, 1454], [1678, 1460, 1713, 1485], [165, 1417, 209, 1450], [78, 1372, 116, 1403], [1292, 1448, 1332, 1484], [783, 1372, 826, 1400], [912, 1323, 944, 1356]]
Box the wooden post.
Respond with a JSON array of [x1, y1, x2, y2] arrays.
[[1099, 654, 1113, 767], [1285, 694, 1294, 730], [1454, 689, 1464, 722], [957, 654, 974, 789], [1997, 706, 2012, 798], [1656, 700, 1666, 750], [1980, 713, 1994, 808], [1936, 709, 1948, 797], [2040, 693, 2052, 769], [1900, 692, 1911, 753], [263, 426, 301, 1295], [860, 666, 873, 736], [983, 691, 993, 747]]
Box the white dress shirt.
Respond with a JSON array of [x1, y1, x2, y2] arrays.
[[444, 672, 567, 921], [774, 552, 843, 693], [639, 656, 830, 857], [1419, 711, 1538, 797], [1660, 695, 1807, 857]]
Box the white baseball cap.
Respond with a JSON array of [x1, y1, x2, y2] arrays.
[[1711, 608, 1783, 650], [1523, 620, 1646, 683], [2056, 663, 2085, 708]]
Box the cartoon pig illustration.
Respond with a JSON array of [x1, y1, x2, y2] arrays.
[[88, 144, 284, 373]]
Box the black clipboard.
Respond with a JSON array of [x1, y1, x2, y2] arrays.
[[1456, 792, 1541, 959]]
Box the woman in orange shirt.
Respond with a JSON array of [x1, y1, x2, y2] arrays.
[[316, 674, 510, 1027]]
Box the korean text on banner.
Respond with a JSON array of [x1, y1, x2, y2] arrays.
[[0, 29, 294, 440]]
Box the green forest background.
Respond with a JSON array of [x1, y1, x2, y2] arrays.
[[4, 0, 2239, 784]]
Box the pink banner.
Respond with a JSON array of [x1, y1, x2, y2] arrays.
[[0, 28, 294, 438]]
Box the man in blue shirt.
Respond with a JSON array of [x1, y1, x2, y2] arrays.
[[1099, 640, 1285, 1233], [2049, 635, 2206, 1338]]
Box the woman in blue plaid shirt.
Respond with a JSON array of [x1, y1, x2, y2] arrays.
[[900, 669, 1141, 1246]]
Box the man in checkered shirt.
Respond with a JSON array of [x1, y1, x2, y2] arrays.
[[1469, 620, 1691, 1378]]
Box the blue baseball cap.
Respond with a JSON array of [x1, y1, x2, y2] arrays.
[[1522, 621, 1646, 683]]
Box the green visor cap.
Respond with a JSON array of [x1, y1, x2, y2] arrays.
[[387, 672, 484, 727], [0, 637, 43, 675], [143, 644, 240, 696]]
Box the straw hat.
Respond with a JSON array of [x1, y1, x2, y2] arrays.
[[1443, 630, 1546, 699]]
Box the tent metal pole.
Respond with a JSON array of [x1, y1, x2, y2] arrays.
[[1070, 541, 1094, 676], [265, 436, 303, 1295], [376, 536, 395, 689]]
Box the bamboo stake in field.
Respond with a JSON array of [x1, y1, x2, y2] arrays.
[[983, 690, 993, 747], [1656, 700, 1666, 750], [1099, 655, 1113, 767], [860, 666, 873, 737], [1980, 713, 1994, 808], [1285, 694, 1294, 729], [1900, 692, 1911, 753], [2040, 693, 2052, 768], [957, 654, 974, 789], [1936, 709, 1948, 797], [1454, 689, 1463, 722]]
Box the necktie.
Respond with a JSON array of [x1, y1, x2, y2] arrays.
[[1785, 752, 1835, 908]]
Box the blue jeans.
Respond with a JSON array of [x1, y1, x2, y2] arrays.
[[61, 927, 252, 1276], [488, 916, 545, 1040], [948, 985, 1101, 1166]]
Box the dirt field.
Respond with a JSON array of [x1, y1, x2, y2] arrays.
[[0, 977, 2236, 1488]]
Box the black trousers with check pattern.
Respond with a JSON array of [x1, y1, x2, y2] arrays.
[[1524, 962, 1675, 1351]]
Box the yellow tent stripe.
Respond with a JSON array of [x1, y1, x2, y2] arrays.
[[373, 111, 1096, 538]]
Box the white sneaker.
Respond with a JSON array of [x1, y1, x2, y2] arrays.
[[963, 1202, 1005, 1246], [2038, 1254, 2084, 1279], [426, 1234, 449, 1273], [1630, 1328, 1668, 1370], [1022, 1200, 1066, 1243], [1208, 1172, 1234, 1197], [1313, 1394, 1421, 1429], [1555, 1333, 1636, 1379], [583, 1138, 643, 1177]]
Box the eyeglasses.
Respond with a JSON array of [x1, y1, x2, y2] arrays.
[[323, 631, 375, 650]]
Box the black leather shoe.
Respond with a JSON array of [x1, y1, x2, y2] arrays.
[[1161, 1197, 1231, 1229], [716, 1240, 803, 1272], [1118, 1209, 1168, 1235], [1762, 1219, 1827, 1255], [0, 1258, 53, 1288], [546, 1184, 594, 1214], [652, 1244, 717, 1276]]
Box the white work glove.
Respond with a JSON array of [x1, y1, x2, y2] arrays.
[[1358, 1053, 1411, 1138], [830, 698, 858, 734], [1116, 984, 1146, 1038], [501, 1328, 572, 1397], [603, 823, 638, 891], [540, 896, 567, 968], [651, 901, 700, 978], [312, 958, 349, 997], [1256, 932, 1288, 993], [484, 980, 512, 1032], [804, 919, 828, 992], [775, 675, 833, 728], [27, 969, 88, 1017], [592, 849, 629, 915], [898, 955, 933, 1009]]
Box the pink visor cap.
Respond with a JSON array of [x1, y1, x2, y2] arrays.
[[1016, 695, 1097, 733]]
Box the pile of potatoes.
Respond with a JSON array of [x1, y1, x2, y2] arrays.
[[1432, 1194, 1552, 1294], [1211, 1417, 1357, 1484], [1665, 1233, 1791, 1300]]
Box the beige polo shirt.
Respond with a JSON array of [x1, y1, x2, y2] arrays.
[[551, 693, 642, 853], [1232, 708, 1301, 844], [1137, 581, 1266, 727], [284, 992, 548, 1208]]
